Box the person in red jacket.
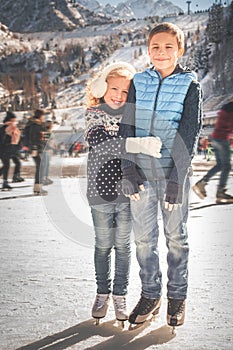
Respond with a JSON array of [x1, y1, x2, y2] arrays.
[[192, 98, 233, 203], [0, 111, 21, 190]]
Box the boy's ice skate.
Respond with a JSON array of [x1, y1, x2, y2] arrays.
[[216, 187, 233, 204], [167, 298, 186, 333], [92, 294, 110, 325], [128, 296, 161, 330], [192, 179, 207, 199], [112, 295, 128, 328]]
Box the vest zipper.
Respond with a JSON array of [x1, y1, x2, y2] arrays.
[[149, 73, 163, 136], [148, 73, 163, 180]]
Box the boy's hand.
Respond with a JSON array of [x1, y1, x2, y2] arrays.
[[164, 181, 182, 211], [164, 201, 179, 211], [121, 165, 144, 199], [126, 136, 162, 158]]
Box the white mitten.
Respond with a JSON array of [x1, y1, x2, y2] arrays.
[[126, 136, 162, 158]]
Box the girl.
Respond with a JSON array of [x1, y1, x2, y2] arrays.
[[85, 62, 162, 325]]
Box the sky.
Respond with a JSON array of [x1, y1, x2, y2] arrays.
[[98, 0, 224, 12]]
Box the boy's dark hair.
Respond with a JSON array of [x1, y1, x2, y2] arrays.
[[148, 22, 185, 50], [34, 109, 45, 119]]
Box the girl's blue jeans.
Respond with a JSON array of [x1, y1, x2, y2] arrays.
[[91, 202, 132, 296], [130, 179, 190, 300]]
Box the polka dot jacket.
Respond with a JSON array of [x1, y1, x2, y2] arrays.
[[85, 102, 129, 205]]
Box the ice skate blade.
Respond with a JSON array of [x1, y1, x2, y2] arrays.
[[168, 318, 184, 332], [128, 322, 144, 331], [117, 320, 126, 329], [1, 188, 12, 191], [171, 326, 176, 334], [93, 317, 103, 326], [128, 312, 158, 331], [169, 326, 176, 335]]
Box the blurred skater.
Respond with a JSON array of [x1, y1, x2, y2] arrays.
[[192, 98, 233, 203], [41, 120, 53, 186], [0, 111, 21, 190], [25, 109, 48, 195]]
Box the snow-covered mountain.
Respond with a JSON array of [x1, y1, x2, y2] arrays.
[[0, 0, 183, 33], [79, 0, 183, 20], [78, 0, 101, 12], [101, 0, 183, 19], [0, 2, 232, 114], [0, 0, 111, 33], [103, 2, 135, 19]]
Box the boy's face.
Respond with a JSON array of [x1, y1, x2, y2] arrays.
[[148, 32, 184, 78], [104, 76, 130, 109]]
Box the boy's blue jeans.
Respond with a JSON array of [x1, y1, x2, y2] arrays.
[[91, 202, 132, 296], [130, 179, 190, 300]]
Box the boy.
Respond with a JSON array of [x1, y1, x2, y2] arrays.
[[120, 22, 203, 328]]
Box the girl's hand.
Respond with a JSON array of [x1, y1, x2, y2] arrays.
[[129, 184, 145, 201]]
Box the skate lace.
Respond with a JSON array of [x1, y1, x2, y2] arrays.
[[168, 299, 185, 316], [95, 295, 108, 309], [113, 296, 126, 311], [136, 297, 159, 313]]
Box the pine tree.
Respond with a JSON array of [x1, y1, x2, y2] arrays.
[[207, 4, 225, 44]]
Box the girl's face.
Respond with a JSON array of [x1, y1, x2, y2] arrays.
[[148, 32, 184, 78], [104, 76, 130, 109]]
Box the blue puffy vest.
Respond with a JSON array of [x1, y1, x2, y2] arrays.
[[133, 68, 196, 180]]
